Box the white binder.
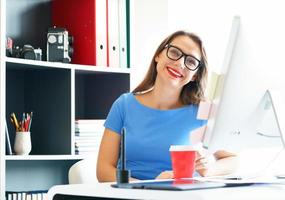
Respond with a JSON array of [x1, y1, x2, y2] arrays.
[[108, 0, 120, 67], [118, 0, 127, 68], [96, 0, 108, 66]]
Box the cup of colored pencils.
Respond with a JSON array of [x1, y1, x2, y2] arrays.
[[10, 112, 33, 155]]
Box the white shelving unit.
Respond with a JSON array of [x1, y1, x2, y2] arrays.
[[5, 155, 87, 161], [0, 0, 7, 199], [0, 0, 130, 199], [6, 57, 131, 73]]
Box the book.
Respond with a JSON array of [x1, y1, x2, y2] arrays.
[[75, 146, 100, 150], [75, 119, 105, 124], [75, 119, 105, 132], [74, 119, 104, 154], [75, 141, 99, 147], [75, 151, 98, 155], [75, 131, 103, 136], [75, 135, 102, 140], [75, 127, 104, 133], [6, 190, 48, 200]]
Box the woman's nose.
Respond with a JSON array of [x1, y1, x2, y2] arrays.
[[176, 56, 186, 69]]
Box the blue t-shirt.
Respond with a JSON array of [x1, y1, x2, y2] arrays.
[[104, 93, 207, 180]]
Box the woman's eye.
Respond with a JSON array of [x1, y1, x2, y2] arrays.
[[169, 49, 181, 58], [186, 57, 198, 67]]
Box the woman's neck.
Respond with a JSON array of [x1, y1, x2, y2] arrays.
[[142, 84, 183, 110]]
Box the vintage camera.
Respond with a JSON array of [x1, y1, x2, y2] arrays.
[[13, 45, 42, 60], [47, 27, 73, 63], [6, 38, 42, 61]]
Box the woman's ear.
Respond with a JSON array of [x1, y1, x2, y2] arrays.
[[191, 74, 197, 81], [155, 55, 159, 63]]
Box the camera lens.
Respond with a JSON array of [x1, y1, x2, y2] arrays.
[[21, 45, 36, 60], [23, 51, 36, 60]]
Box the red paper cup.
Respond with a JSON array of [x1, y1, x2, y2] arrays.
[[170, 145, 197, 179]]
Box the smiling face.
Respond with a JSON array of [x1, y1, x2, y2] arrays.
[[154, 35, 202, 90]]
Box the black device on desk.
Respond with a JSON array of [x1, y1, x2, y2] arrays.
[[116, 127, 130, 184], [112, 179, 226, 191], [111, 178, 254, 191]]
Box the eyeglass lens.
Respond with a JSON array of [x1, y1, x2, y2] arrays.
[[167, 46, 200, 70]]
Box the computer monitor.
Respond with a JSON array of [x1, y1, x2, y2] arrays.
[[202, 16, 285, 154]]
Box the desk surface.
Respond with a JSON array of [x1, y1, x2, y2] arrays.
[[48, 182, 285, 200]]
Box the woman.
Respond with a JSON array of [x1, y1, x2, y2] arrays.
[[97, 30, 238, 182]]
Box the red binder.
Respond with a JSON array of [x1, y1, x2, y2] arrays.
[[52, 0, 106, 66]]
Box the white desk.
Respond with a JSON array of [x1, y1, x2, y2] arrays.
[[48, 182, 285, 200]]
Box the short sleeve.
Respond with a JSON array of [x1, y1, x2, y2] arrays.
[[201, 119, 208, 126], [104, 94, 126, 135]]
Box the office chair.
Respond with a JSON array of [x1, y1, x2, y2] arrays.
[[68, 153, 98, 184]]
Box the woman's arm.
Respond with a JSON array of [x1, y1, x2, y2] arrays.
[[96, 128, 121, 182], [96, 128, 140, 182], [196, 150, 239, 177]]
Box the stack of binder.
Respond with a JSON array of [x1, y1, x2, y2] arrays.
[[75, 119, 105, 155], [52, 0, 129, 68], [6, 190, 48, 200]]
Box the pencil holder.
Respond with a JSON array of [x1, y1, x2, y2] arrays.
[[14, 131, 32, 155]]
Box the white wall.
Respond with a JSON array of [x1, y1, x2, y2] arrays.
[[132, 0, 285, 84], [168, 0, 285, 152], [168, 0, 237, 74], [168, 0, 285, 74], [130, 0, 236, 90], [130, 0, 169, 90], [131, 0, 285, 153]]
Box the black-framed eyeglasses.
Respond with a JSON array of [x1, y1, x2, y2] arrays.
[[165, 44, 201, 71]]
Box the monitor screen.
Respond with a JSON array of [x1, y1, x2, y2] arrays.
[[202, 16, 285, 153]]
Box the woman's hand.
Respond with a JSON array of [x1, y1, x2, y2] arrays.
[[195, 151, 213, 177], [195, 150, 239, 177], [155, 171, 174, 179]]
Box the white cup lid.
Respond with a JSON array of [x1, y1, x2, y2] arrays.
[[169, 145, 196, 151]]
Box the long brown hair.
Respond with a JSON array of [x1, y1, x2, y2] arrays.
[[132, 30, 208, 105]]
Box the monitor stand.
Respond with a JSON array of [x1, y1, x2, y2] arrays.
[[263, 89, 285, 178], [263, 89, 285, 147]]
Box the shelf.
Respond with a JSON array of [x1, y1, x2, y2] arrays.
[[6, 57, 72, 69], [6, 159, 79, 191], [5, 155, 86, 161], [1, 0, 131, 196], [6, 57, 131, 74], [6, 65, 72, 155], [74, 65, 130, 74]]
